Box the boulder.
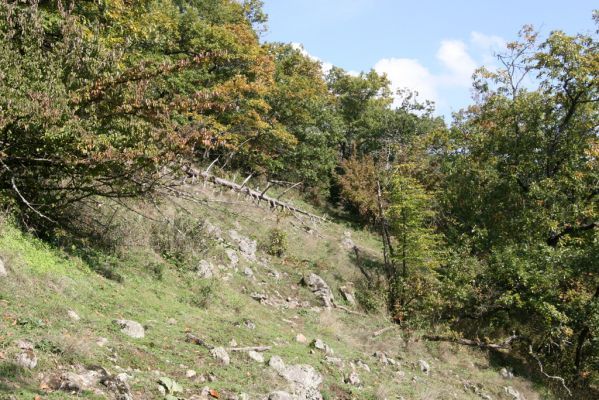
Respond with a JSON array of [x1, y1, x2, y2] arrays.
[[229, 230, 257, 261], [310, 339, 333, 355], [418, 359, 430, 375], [339, 286, 356, 306], [295, 333, 308, 344], [345, 371, 361, 386], [114, 319, 145, 339], [504, 386, 522, 400], [210, 347, 230, 365], [225, 249, 239, 268], [15, 350, 37, 369], [341, 231, 355, 250], [301, 273, 334, 309], [248, 350, 264, 363], [197, 260, 214, 279]]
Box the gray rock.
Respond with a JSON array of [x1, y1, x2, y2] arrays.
[[186, 369, 197, 378], [281, 364, 322, 390], [16, 339, 34, 350], [67, 310, 81, 321], [15, 350, 37, 369], [243, 267, 254, 278], [341, 231, 355, 250], [57, 370, 104, 392], [226, 249, 240, 268], [96, 337, 108, 347], [247, 350, 264, 363], [295, 333, 308, 344], [418, 359, 430, 375], [229, 230, 257, 261], [504, 386, 522, 400], [269, 355, 286, 373], [301, 273, 334, 309], [210, 347, 230, 365], [197, 260, 214, 279], [204, 220, 223, 241], [0, 258, 6, 277], [373, 351, 397, 365], [311, 339, 333, 355], [339, 286, 356, 306], [345, 371, 361, 386], [114, 319, 145, 339], [269, 391, 294, 400], [500, 367, 514, 379], [325, 356, 344, 368], [356, 360, 370, 372]]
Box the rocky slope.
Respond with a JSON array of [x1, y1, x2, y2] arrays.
[[0, 182, 551, 399]]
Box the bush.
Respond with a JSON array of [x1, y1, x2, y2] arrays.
[[263, 228, 288, 257]]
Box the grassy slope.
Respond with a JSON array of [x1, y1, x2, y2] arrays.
[[0, 184, 551, 399]]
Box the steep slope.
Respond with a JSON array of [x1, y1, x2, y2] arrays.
[[0, 182, 550, 399]]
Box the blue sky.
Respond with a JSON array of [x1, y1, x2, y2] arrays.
[[262, 0, 597, 119]]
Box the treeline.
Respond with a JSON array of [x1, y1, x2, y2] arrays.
[[0, 0, 597, 392]]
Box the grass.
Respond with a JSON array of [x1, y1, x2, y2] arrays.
[[0, 186, 555, 399]]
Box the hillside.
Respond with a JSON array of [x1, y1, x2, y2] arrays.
[[0, 182, 550, 400]]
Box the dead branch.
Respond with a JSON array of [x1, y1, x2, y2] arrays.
[[423, 334, 520, 350], [277, 181, 303, 200], [528, 345, 572, 396], [227, 346, 272, 352], [334, 303, 366, 316], [371, 325, 396, 338], [185, 333, 214, 350]]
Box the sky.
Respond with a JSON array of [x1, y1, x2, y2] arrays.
[[262, 0, 597, 119]]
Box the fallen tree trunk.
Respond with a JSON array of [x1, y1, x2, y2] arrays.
[[227, 346, 272, 352], [183, 166, 326, 222], [185, 333, 214, 350], [423, 334, 520, 350]]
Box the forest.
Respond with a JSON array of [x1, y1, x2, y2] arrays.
[[0, 0, 597, 396]]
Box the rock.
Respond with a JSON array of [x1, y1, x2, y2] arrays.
[[269, 355, 286, 373], [242, 320, 256, 330], [345, 371, 361, 386], [15, 350, 37, 369], [114, 319, 145, 339], [341, 231, 355, 250], [504, 386, 522, 400], [197, 260, 214, 279], [418, 359, 430, 375], [301, 273, 334, 309], [101, 372, 133, 400], [295, 333, 308, 344], [229, 230, 257, 261], [16, 339, 34, 350], [204, 220, 223, 241], [186, 369, 197, 378], [57, 370, 104, 392], [225, 249, 239, 268], [0, 257, 6, 277], [96, 337, 108, 347], [339, 286, 356, 306], [310, 339, 333, 355], [67, 310, 81, 321], [500, 367, 514, 379], [248, 350, 264, 363], [210, 347, 230, 365], [243, 267, 254, 278], [373, 351, 396, 365], [167, 318, 177, 325], [281, 364, 322, 390], [356, 360, 370, 372], [250, 292, 268, 302], [269, 391, 294, 400], [325, 356, 344, 368]]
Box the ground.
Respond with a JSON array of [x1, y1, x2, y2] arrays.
[[0, 180, 554, 399]]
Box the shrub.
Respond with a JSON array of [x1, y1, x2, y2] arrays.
[[263, 228, 288, 257]]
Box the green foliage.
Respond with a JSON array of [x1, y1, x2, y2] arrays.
[[150, 213, 206, 268], [262, 227, 288, 257]]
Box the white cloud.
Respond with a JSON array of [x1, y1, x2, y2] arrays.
[[436, 40, 477, 86], [291, 42, 334, 75], [374, 58, 438, 105]]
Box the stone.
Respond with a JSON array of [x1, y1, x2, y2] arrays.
[[16, 339, 34, 350], [56, 370, 104, 392], [225, 249, 239, 268], [186, 370, 197, 378], [280, 364, 322, 390], [325, 356, 344, 368], [295, 333, 308, 344], [500, 367, 514, 379], [204, 220, 223, 241], [418, 359, 430, 375], [345, 371, 361, 386], [197, 260, 214, 279], [248, 350, 264, 363], [310, 339, 333, 355], [341, 231, 355, 250], [269, 391, 294, 400], [210, 347, 230, 365], [167, 318, 177, 325], [243, 267, 254, 278], [504, 386, 521, 400], [301, 273, 334, 309], [0, 257, 7, 277], [114, 319, 145, 339], [15, 350, 37, 369], [269, 355, 286, 373], [229, 230, 257, 261], [339, 286, 356, 306], [356, 360, 370, 372], [96, 337, 108, 347], [67, 310, 81, 321]]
